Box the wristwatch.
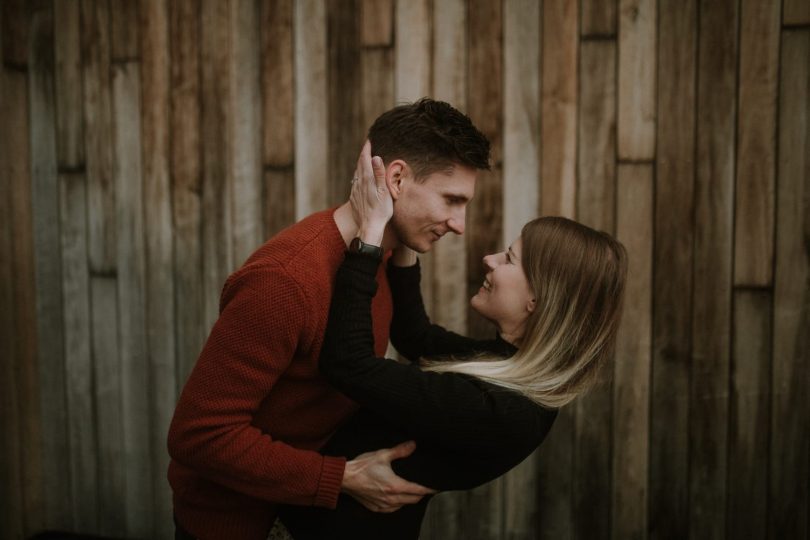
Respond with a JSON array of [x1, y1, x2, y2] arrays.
[[349, 237, 384, 260]]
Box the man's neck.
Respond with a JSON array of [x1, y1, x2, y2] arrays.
[[333, 202, 400, 251]]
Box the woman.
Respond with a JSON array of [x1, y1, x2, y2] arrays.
[[278, 155, 628, 539]]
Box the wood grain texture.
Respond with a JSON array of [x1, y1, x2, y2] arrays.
[[170, 0, 204, 384], [295, 0, 328, 219], [112, 61, 153, 538], [60, 172, 98, 533], [771, 28, 809, 540], [30, 4, 71, 530], [360, 48, 394, 140], [574, 39, 615, 540], [82, 0, 117, 274], [618, 0, 656, 160], [582, 0, 616, 36], [690, 0, 738, 536], [734, 0, 780, 286], [729, 290, 771, 540], [110, 0, 139, 61], [229, 0, 263, 263], [327, 0, 362, 208], [541, 0, 578, 219], [394, 0, 431, 102], [783, 0, 810, 25], [54, 0, 84, 169], [2, 0, 29, 67], [613, 163, 652, 540], [650, 2, 695, 538], [361, 0, 393, 47], [140, 0, 176, 536]]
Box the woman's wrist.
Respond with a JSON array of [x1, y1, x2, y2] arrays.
[[357, 223, 386, 247]]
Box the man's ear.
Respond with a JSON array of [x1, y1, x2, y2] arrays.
[[386, 160, 410, 200]]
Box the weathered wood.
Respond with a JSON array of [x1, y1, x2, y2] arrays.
[[91, 275, 126, 536], [650, 2, 695, 538], [110, 0, 140, 61], [783, 0, 810, 25], [30, 4, 71, 530], [734, 0, 780, 286], [327, 0, 362, 207], [690, 0, 738, 537], [261, 0, 295, 237], [361, 0, 393, 47], [112, 61, 153, 538], [771, 28, 809, 540], [581, 0, 616, 37], [574, 39, 615, 540], [295, 0, 328, 219], [170, 0, 204, 384], [394, 0, 431, 103], [728, 290, 771, 540], [503, 0, 540, 244], [229, 0, 263, 263], [140, 0, 176, 536], [360, 49, 394, 142], [613, 163, 652, 540], [2, 0, 28, 68], [201, 0, 233, 325], [54, 0, 84, 169], [617, 0, 656, 160], [537, 406, 574, 540], [60, 172, 98, 533], [541, 0, 577, 219]]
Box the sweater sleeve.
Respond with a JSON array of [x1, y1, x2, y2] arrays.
[[387, 261, 496, 361], [167, 267, 345, 509], [320, 254, 532, 455]]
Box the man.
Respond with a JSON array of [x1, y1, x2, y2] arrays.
[[168, 98, 490, 540]]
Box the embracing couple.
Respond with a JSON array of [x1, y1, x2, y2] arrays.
[[168, 99, 628, 540]]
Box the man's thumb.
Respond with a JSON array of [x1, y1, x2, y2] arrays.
[[387, 440, 417, 461]]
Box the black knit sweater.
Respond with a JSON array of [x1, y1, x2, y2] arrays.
[[279, 253, 557, 539]]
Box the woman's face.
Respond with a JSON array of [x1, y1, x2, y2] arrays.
[[470, 237, 535, 339]]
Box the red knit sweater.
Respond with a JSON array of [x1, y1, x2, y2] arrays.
[[167, 209, 393, 540]]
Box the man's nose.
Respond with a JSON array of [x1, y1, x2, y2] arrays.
[[447, 208, 466, 235]]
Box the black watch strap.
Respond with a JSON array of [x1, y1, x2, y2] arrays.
[[349, 237, 384, 260]]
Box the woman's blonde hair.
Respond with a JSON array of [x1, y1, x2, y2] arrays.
[[422, 216, 628, 408]]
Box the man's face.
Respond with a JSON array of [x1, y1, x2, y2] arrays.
[[390, 164, 477, 253]]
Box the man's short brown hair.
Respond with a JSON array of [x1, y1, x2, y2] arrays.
[[367, 98, 491, 180]]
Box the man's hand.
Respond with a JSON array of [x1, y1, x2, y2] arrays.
[[341, 440, 437, 513]]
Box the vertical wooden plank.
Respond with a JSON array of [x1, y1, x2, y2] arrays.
[[574, 39, 615, 540], [728, 290, 771, 540], [7, 67, 46, 540], [734, 0, 780, 287], [54, 0, 84, 169], [690, 0, 738, 537], [465, 1, 504, 538], [783, 0, 810, 25], [540, 0, 578, 219], [261, 0, 295, 237], [538, 3, 578, 536], [650, 2, 695, 538], [60, 171, 99, 533], [613, 163, 652, 540], [361, 0, 393, 46], [201, 0, 233, 324], [82, 0, 116, 274], [141, 0, 176, 536], [361, 48, 395, 139], [771, 28, 809, 540], [170, 0, 204, 384], [2, 0, 29, 68], [326, 0, 362, 207], [502, 3, 540, 536], [294, 0, 328, 219], [394, 0, 431, 103], [30, 2, 71, 530], [582, 0, 616, 37], [110, 0, 140, 60], [229, 0, 262, 264], [617, 0, 656, 160], [112, 61, 153, 538]]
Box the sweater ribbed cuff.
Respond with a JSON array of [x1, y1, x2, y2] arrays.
[[314, 456, 347, 509]]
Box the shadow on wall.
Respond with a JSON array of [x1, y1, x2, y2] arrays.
[[29, 533, 128, 540]]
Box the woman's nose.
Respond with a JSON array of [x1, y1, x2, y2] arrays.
[[482, 254, 497, 271]]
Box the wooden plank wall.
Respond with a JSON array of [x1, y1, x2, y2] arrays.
[[1, 1, 807, 539]]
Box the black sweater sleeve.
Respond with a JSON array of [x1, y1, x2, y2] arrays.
[[387, 260, 506, 361], [319, 253, 541, 455]]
